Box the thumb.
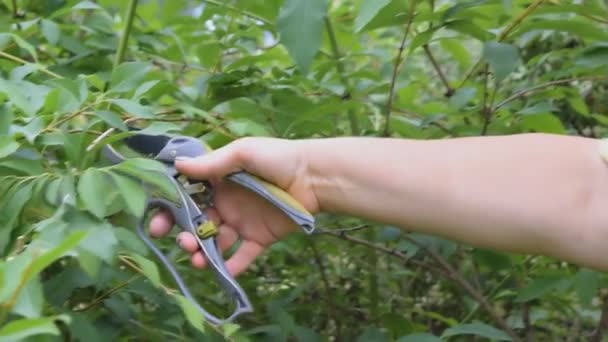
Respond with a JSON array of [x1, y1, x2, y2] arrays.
[[174, 142, 246, 180]]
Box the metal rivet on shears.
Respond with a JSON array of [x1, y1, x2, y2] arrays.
[[170, 150, 177, 157]]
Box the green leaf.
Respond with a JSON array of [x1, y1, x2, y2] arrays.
[[77, 168, 110, 219], [113, 158, 179, 202], [109, 99, 154, 118], [441, 322, 511, 341], [133, 80, 160, 99], [0, 136, 19, 158], [515, 19, 608, 41], [12, 277, 43, 318], [449, 87, 477, 109], [174, 294, 206, 334], [277, 0, 327, 73], [0, 80, 50, 116], [397, 333, 442, 342], [95, 110, 127, 131], [0, 315, 71, 342], [108, 172, 146, 217], [521, 113, 565, 134], [77, 223, 118, 262], [0, 181, 33, 254], [29, 230, 88, 277], [354, 0, 391, 32], [109, 61, 152, 93], [41, 19, 60, 45], [0, 33, 38, 62], [482, 41, 519, 81], [573, 269, 599, 307], [516, 274, 570, 302], [128, 253, 162, 288]]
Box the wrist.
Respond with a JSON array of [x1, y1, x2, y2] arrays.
[[298, 138, 355, 215]]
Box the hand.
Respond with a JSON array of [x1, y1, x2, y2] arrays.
[[148, 137, 320, 276]]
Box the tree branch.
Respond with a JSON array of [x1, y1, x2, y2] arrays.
[[423, 44, 454, 97], [383, 1, 418, 137]]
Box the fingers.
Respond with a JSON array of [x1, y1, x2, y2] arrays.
[[175, 139, 251, 180], [188, 224, 239, 268], [193, 240, 264, 276], [225, 240, 264, 276], [149, 209, 173, 237]]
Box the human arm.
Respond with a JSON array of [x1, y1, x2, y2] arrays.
[[151, 133, 608, 274]]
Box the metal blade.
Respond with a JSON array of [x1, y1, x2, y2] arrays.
[[123, 132, 172, 156]]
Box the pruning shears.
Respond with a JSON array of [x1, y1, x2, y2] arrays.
[[102, 133, 315, 325]]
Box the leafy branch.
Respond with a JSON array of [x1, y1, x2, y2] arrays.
[[457, 0, 547, 88]]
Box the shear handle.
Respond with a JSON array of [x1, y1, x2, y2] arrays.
[[138, 179, 253, 325]]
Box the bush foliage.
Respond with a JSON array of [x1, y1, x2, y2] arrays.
[[1, 0, 608, 341]]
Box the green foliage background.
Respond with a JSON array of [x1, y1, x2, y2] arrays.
[[1, 0, 608, 340]]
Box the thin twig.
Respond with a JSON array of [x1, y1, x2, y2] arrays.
[[0, 51, 63, 79], [493, 75, 608, 110], [480, 64, 491, 135], [404, 236, 521, 342], [423, 44, 454, 97], [522, 302, 532, 342], [73, 275, 141, 312], [317, 230, 446, 277], [309, 240, 341, 339], [383, 0, 418, 137], [457, 0, 546, 88], [201, 0, 272, 26], [314, 224, 371, 234], [324, 16, 359, 134]]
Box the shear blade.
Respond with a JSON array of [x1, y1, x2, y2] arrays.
[[124, 132, 172, 156]]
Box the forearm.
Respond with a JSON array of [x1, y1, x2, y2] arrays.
[[304, 133, 608, 270]]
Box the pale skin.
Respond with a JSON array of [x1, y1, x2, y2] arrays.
[[149, 133, 608, 275]]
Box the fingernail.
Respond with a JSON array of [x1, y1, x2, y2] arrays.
[[175, 156, 192, 162], [176, 236, 184, 248]]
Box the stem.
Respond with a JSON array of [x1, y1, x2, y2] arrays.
[[423, 44, 454, 96], [480, 64, 491, 135], [383, 0, 417, 137], [309, 240, 341, 339], [0, 51, 63, 79], [366, 229, 379, 321], [324, 16, 359, 134], [457, 0, 546, 88], [494, 75, 608, 110], [113, 0, 139, 69], [73, 275, 141, 312], [201, 0, 272, 26], [11, 0, 17, 18]]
